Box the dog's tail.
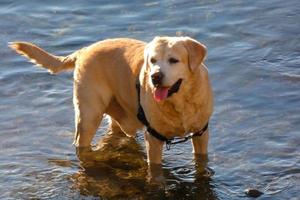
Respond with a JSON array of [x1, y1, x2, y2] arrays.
[[9, 42, 78, 74]]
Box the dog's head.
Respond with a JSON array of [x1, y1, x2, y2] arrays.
[[144, 36, 207, 102]]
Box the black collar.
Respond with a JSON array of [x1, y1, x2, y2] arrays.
[[136, 79, 209, 150]]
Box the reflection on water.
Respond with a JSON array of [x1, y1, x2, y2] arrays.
[[68, 133, 216, 199], [74, 133, 148, 199]]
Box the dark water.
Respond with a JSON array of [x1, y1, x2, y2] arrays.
[[1, 0, 300, 199]]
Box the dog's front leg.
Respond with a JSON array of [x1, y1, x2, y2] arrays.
[[147, 162, 165, 187], [144, 132, 164, 164], [144, 132, 165, 185], [191, 129, 209, 155]]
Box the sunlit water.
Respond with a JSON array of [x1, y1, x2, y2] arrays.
[[1, 0, 300, 199]]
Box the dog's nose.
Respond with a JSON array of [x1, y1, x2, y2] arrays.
[[151, 72, 164, 86]]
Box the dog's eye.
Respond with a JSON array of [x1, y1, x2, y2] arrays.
[[169, 57, 179, 64], [150, 57, 157, 64]]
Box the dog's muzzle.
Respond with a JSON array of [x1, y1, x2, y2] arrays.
[[151, 72, 164, 87], [151, 71, 183, 101], [167, 78, 182, 97]]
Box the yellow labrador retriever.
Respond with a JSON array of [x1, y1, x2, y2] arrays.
[[10, 37, 213, 164]]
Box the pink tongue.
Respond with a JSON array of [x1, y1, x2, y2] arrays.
[[154, 87, 169, 102]]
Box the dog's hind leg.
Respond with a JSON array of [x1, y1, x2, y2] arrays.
[[73, 105, 104, 147], [72, 78, 112, 147], [105, 98, 141, 138], [108, 118, 126, 135]]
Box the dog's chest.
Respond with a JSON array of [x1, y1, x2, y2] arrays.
[[149, 101, 205, 137], [174, 101, 206, 134]]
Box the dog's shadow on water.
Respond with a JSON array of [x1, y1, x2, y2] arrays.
[[52, 133, 218, 199]]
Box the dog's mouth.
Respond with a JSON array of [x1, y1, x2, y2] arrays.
[[153, 79, 183, 102]]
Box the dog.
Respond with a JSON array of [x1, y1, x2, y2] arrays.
[[9, 36, 213, 165]]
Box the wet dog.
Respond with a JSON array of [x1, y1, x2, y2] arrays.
[[10, 36, 213, 164]]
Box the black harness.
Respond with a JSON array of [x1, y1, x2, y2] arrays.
[[136, 79, 208, 150]]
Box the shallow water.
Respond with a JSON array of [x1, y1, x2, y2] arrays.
[[1, 0, 300, 199]]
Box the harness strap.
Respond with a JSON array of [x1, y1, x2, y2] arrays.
[[136, 79, 208, 150]]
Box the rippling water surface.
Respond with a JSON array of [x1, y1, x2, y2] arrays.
[[1, 0, 300, 199]]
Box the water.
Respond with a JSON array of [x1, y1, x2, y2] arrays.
[[1, 0, 300, 199]]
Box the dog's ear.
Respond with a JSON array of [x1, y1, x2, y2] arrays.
[[183, 37, 207, 72], [139, 43, 151, 85], [143, 43, 152, 69]]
